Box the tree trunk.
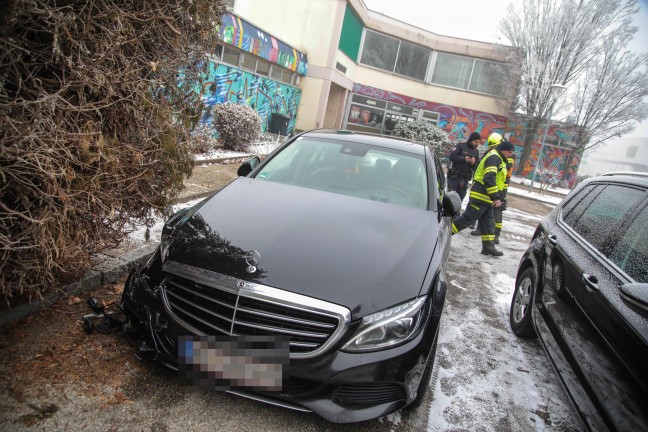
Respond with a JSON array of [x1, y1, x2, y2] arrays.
[[516, 118, 540, 178]]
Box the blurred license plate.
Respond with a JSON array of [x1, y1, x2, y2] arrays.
[[178, 335, 289, 391]]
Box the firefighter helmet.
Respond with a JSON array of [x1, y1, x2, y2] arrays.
[[487, 133, 503, 148]]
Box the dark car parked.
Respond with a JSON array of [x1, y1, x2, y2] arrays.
[[121, 130, 461, 423], [509, 172, 648, 431]]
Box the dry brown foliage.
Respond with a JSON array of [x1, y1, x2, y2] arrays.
[[0, 0, 226, 304]]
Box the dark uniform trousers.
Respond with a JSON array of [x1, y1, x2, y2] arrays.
[[452, 198, 496, 242], [494, 206, 503, 236]]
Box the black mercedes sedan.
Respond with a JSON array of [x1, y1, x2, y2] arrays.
[[509, 172, 648, 431], [121, 129, 461, 423]]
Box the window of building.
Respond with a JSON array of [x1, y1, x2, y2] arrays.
[[359, 30, 399, 71], [222, 46, 241, 67], [242, 54, 256, 72], [431, 52, 473, 89], [394, 40, 429, 81], [469, 59, 508, 95], [422, 111, 439, 126], [207, 45, 223, 63], [256, 59, 270, 76], [430, 52, 508, 96], [626, 146, 638, 158], [270, 65, 282, 81], [358, 29, 509, 95]]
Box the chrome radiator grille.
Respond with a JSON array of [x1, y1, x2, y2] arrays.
[[161, 261, 350, 358]]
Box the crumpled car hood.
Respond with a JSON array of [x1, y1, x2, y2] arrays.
[[167, 178, 441, 317]]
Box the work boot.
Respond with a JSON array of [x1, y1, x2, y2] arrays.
[[481, 241, 503, 257], [468, 223, 476, 229], [494, 235, 500, 245], [470, 230, 480, 236]]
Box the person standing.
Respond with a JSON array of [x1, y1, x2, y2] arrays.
[[446, 132, 481, 202], [493, 153, 515, 244], [471, 132, 504, 236], [451, 141, 516, 257]]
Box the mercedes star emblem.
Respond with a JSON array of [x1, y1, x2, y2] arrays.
[[244, 250, 261, 274]]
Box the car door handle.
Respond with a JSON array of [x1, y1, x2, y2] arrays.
[[582, 273, 599, 291], [548, 234, 557, 245]]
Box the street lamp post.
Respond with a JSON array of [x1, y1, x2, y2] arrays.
[[529, 84, 568, 193]]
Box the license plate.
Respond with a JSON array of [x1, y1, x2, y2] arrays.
[[178, 335, 289, 391]]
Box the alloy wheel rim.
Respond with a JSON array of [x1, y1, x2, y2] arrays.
[[513, 277, 532, 323]]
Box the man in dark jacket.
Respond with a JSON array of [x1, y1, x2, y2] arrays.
[[446, 132, 482, 202]]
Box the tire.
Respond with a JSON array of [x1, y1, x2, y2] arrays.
[[407, 337, 438, 410], [509, 267, 537, 338]]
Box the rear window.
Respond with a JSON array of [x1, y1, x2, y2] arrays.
[[561, 184, 644, 251]]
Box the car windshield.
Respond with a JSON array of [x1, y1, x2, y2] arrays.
[[254, 136, 428, 209]]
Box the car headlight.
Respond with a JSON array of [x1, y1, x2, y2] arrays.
[[341, 297, 427, 352]]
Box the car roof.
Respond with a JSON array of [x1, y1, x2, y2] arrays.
[[298, 129, 428, 156], [592, 171, 648, 187]]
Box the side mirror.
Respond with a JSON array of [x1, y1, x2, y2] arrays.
[[441, 191, 462, 217], [237, 156, 261, 177]]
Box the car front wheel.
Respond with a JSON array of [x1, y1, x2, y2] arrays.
[[509, 268, 537, 338]]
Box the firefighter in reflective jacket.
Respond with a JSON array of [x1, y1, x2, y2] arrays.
[[471, 135, 515, 244], [495, 153, 515, 243], [452, 140, 516, 256]]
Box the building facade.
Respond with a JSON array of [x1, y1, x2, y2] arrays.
[[207, 0, 580, 182]]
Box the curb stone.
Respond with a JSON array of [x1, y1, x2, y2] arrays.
[[0, 243, 158, 328]]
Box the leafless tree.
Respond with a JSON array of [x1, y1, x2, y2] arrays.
[[564, 33, 648, 178], [501, 0, 640, 171]]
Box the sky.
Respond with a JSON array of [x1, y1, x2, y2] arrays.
[[362, 0, 648, 139]]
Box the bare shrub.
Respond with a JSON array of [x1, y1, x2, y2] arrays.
[[391, 120, 450, 157], [0, 0, 226, 304], [213, 103, 262, 152]]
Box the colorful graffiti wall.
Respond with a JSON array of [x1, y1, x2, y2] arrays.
[[506, 115, 581, 187], [218, 13, 308, 75], [199, 62, 302, 135], [352, 83, 507, 149], [352, 84, 581, 186]]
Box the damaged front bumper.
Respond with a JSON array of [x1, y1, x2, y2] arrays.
[[120, 247, 440, 423]]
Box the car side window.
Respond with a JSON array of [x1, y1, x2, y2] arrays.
[[608, 205, 648, 283], [562, 185, 601, 226], [563, 184, 644, 251]]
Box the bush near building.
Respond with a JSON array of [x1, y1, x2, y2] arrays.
[[212, 103, 263, 152], [391, 120, 451, 157], [0, 0, 225, 304]]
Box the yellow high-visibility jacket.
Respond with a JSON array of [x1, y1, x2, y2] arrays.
[[470, 149, 507, 204]]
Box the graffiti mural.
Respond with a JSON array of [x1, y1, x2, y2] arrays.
[[505, 115, 581, 186], [199, 62, 302, 135], [350, 84, 583, 184], [352, 84, 507, 151], [218, 13, 308, 75]]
